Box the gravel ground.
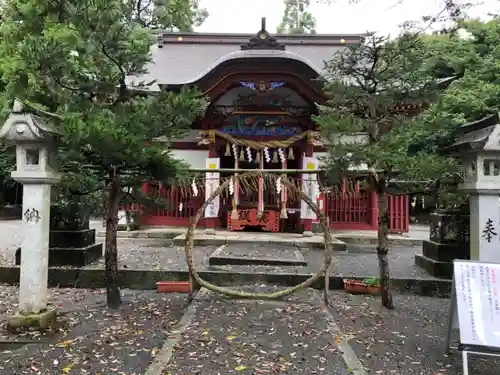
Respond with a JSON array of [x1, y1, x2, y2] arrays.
[[0, 286, 189, 375], [208, 245, 434, 281], [0, 218, 437, 280], [218, 243, 302, 260], [327, 290, 500, 375], [162, 286, 351, 375], [83, 240, 216, 270]]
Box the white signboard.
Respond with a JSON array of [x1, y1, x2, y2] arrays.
[[453, 260, 500, 348], [469, 195, 500, 263], [204, 158, 220, 218], [300, 157, 318, 220]]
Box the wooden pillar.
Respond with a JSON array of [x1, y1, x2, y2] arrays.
[[303, 135, 314, 235], [206, 132, 217, 233], [370, 190, 379, 230]]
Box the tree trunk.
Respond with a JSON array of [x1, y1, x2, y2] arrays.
[[376, 178, 394, 309], [105, 174, 121, 308]]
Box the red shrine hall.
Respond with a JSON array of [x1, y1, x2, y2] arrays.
[[134, 19, 410, 234]]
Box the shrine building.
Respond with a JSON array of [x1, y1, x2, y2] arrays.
[[133, 18, 410, 234]]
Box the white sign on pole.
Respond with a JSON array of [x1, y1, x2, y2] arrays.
[[204, 158, 220, 218], [446, 260, 500, 375], [454, 261, 500, 347], [300, 157, 318, 220]]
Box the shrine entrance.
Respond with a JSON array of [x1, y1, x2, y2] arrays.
[[218, 142, 302, 233]]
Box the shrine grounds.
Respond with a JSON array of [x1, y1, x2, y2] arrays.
[[0, 220, 499, 374]]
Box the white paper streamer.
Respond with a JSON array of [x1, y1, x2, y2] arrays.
[[246, 146, 253, 162], [229, 177, 234, 195], [191, 179, 198, 196], [264, 147, 271, 162], [278, 148, 285, 163]]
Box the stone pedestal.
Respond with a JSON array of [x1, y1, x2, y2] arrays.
[[16, 211, 102, 267], [415, 212, 470, 279], [15, 228, 102, 267], [18, 184, 52, 314]]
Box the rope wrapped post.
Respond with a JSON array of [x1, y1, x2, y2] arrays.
[[183, 171, 333, 301]]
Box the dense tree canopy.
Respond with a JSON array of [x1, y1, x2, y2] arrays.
[[277, 0, 316, 34], [0, 0, 208, 307], [315, 34, 456, 308]]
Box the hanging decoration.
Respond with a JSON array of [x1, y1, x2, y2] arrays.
[[229, 177, 234, 195], [272, 150, 278, 163], [179, 202, 183, 212], [263, 147, 271, 163], [287, 147, 294, 160], [191, 179, 198, 197], [246, 146, 253, 163], [281, 159, 288, 219], [278, 148, 285, 163], [199, 129, 318, 151], [239, 149, 245, 162], [225, 142, 231, 156], [276, 177, 282, 194], [232, 143, 238, 157], [254, 150, 260, 164]]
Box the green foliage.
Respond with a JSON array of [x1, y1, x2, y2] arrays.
[[0, 0, 208, 215], [314, 34, 455, 188], [363, 277, 380, 287], [277, 0, 316, 34], [414, 18, 500, 210]]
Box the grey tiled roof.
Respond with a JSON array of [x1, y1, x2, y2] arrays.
[[126, 32, 363, 88]]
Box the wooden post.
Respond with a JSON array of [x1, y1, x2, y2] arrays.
[[205, 130, 217, 234], [303, 135, 314, 235]]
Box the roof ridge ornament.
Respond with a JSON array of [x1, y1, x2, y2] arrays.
[[241, 17, 286, 51]]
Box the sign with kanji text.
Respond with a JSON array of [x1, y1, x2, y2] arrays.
[[300, 157, 318, 220], [469, 195, 500, 263], [453, 260, 500, 348], [204, 158, 220, 218]]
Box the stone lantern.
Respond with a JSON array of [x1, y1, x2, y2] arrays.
[[0, 99, 61, 330], [447, 113, 500, 263]]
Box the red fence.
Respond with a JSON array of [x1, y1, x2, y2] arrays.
[[388, 194, 409, 233], [128, 183, 409, 233]]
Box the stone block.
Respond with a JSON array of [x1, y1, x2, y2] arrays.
[[414, 254, 454, 279], [429, 212, 469, 244], [415, 211, 470, 279], [49, 229, 96, 248], [6, 309, 57, 333], [16, 243, 102, 267], [422, 240, 469, 262]]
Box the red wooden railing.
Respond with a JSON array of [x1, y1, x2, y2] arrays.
[[125, 181, 409, 233], [325, 190, 373, 230], [388, 194, 409, 233], [139, 184, 209, 226]]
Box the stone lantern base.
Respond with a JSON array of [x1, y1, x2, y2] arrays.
[[414, 211, 470, 279], [16, 223, 102, 267]]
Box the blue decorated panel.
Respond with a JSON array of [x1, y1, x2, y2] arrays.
[[219, 114, 301, 136]]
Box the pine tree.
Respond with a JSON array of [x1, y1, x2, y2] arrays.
[[314, 34, 454, 309], [277, 0, 316, 34], [0, 0, 208, 308]]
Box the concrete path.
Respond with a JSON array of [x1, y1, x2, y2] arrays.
[[146, 286, 367, 375], [95, 224, 425, 247]]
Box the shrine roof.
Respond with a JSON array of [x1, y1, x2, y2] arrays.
[[126, 18, 365, 90]]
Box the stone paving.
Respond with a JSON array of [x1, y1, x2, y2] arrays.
[[158, 286, 357, 375], [0, 218, 437, 282]]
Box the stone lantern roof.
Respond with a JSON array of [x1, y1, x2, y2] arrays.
[[445, 112, 500, 155], [0, 99, 60, 143]]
